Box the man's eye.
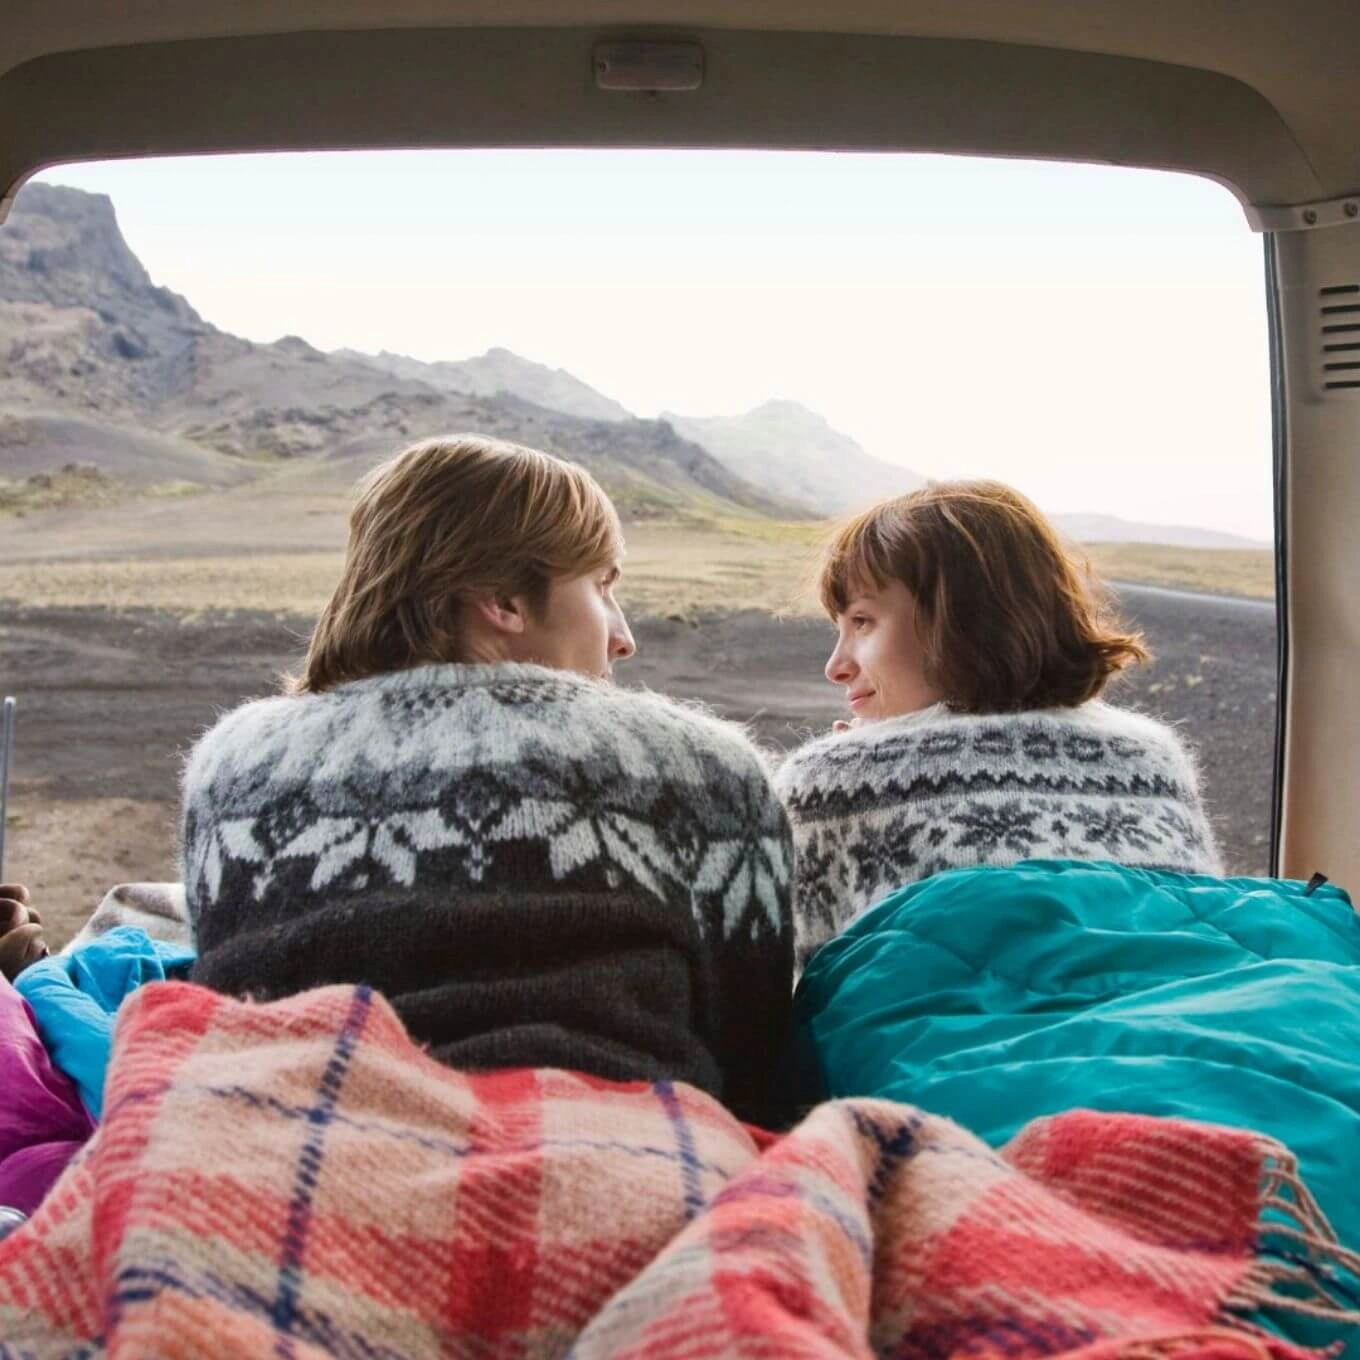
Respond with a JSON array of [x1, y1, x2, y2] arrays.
[[851, 615, 870, 628]]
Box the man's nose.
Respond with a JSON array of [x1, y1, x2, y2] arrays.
[[610, 618, 636, 662]]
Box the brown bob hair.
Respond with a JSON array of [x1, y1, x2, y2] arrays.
[[290, 435, 622, 694], [819, 480, 1148, 713]]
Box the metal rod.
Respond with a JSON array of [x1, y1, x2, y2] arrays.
[[0, 698, 14, 883]]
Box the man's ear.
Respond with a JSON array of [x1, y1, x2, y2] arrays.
[[470, 593, 529, 635]]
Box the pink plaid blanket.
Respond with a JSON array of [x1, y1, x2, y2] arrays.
[[0, 981, 1352, 1359]]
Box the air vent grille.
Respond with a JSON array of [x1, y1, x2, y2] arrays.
[[1320, 285, 1360, 389]]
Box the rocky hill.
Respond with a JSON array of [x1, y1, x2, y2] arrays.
[[665, 399, 926, 515], [0, 186, 206, 422], [0, 183, 802, 519]]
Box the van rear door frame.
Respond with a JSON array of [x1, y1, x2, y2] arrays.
[[1260, 208, 1360, 886]]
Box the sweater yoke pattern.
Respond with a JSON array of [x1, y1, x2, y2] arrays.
[[183, 666, 790, 946], [776, 701, 1223, 965]]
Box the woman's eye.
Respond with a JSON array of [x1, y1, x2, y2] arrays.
[[851, 615, 870, 629]]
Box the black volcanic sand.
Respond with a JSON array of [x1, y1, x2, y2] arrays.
[[0, 582, 1276, 885]]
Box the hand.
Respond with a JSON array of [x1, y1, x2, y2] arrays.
[[832, 718, 860, 735], [0, 885, 48, 981]]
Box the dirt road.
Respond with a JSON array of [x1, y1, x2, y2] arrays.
[[0, 583, 1277, 947]]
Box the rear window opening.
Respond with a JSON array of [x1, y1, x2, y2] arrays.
[[0, 148, 1274, 945]]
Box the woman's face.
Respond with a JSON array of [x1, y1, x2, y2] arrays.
[[515, 561, 636, 679], [825, 578, 943, 722]]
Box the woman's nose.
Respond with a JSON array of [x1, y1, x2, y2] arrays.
[[825, 643, 855, 686]]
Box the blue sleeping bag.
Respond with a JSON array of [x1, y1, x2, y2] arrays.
[[15, 926, 195, 1119], [793, 861, 1360, 1264]]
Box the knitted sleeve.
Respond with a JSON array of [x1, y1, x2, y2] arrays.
[[771, 730, 862, 969], [634, 698, 796, 1126], [1136, 714, 1225, 877], [707, 756, 795, 1127]]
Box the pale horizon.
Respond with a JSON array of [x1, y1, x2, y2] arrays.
[[35, 149, 1273, 540]]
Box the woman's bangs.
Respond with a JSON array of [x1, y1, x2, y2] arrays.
[[819, 516, 890, 617]]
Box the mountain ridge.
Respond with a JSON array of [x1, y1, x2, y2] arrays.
[[337, 346, 633, 423], [0, 182, 805, 520], [1050, 512, 1266, 551], [664, 401, 926, 515]]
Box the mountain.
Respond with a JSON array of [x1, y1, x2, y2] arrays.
[[0, 183, 802, 520], [664, 401, 1267, 546], [338, 346, 632, 423], [664, 400, 926, 515], [1, 184, 1265, 546], [0, 184, 206, 420], [1052, 513, 1267, 549]]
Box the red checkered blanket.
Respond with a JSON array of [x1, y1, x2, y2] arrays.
[[0, 982, 1353, 1358]]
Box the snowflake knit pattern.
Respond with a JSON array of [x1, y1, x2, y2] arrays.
[[181, 662, 794, 1122], [775, 699, 1223, 965]]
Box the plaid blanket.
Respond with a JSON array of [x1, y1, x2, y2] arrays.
[[0, 981, 1352, 1359]]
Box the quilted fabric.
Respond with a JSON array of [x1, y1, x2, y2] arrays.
[[793, 861, 1360, 1268], [0, 978, 1352, 1358]]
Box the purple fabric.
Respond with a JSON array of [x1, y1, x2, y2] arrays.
[[0, 974, 93, 1216]]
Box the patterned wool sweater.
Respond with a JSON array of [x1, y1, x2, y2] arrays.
[[181, 663, 794, 1122], [775, 700, 1222, 966]]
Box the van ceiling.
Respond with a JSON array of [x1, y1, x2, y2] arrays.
[[4, 2, 1357, 221]]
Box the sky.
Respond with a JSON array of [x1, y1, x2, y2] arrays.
[[37, 150, 1272, 540]]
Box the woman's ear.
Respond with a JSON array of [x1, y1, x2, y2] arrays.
[[470, 593, 529, 636]]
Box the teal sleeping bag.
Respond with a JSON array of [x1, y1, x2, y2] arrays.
[[793, 860, 1360, 1266]]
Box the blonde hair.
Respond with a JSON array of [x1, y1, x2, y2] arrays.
[[819, 479, 1148, 713], [290, 435, 623, 693]]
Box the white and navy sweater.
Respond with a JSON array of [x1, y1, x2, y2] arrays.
[[775, 700, 1222, 966], [181, 663, 794, 1122]]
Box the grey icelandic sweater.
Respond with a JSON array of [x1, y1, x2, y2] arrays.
[[775, 700, 1223, 966], [181, 663, 794, 1122]]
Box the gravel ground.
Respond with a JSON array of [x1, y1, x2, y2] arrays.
[[0, 584, 1276, 946]]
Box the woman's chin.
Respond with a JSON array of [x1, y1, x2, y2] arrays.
[[866, 698, 937, 723]]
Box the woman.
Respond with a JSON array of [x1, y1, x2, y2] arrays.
[[780, 482, 1360, 1327], [775, 479, 1220, 965], [182, 435, 794, 1123]]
